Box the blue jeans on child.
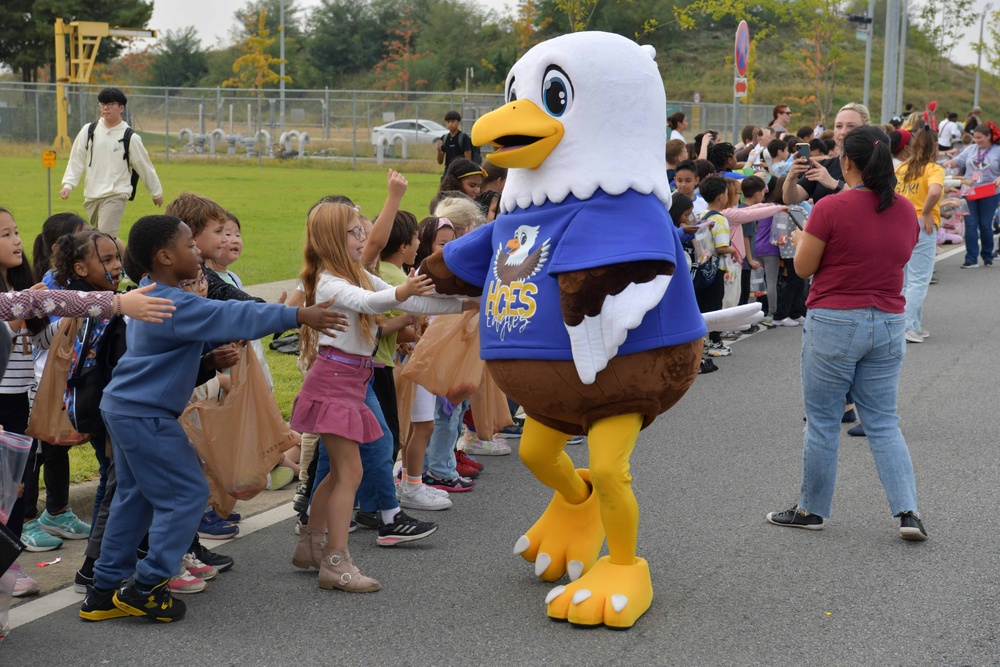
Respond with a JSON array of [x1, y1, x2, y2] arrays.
[[424, 398, 467, 480], [963, 192, 1000, 265], [798, 308, 919, 519], [902, 228, 938, 333], [93, 413, 209, 590], [311, 379, 399, 513]]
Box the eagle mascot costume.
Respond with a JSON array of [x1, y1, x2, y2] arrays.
[[421, 31, 762, 629]]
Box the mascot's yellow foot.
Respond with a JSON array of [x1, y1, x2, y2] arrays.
[[513, 469, 605, 582], [543, 556, 653, 629]]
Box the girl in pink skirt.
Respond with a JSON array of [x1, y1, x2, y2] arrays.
[[290, 202, 469, 592]]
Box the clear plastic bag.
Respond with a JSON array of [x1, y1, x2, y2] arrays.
[[0, 431, 31, 526], [770, 212, 796, 258], [692, 226, 716, 265], [749, 267, 766, 296]]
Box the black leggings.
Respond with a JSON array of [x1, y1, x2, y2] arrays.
[[695, 272, 726, 344], [371, 367, 401, 463]]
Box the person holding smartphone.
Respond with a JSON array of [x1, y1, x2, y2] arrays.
[[782, 103, 870, 206]]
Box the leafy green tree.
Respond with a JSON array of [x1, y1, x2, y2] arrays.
[[148, 27, 208, 88], [306, 0, 399, 85], [0, 0, 153, 82]]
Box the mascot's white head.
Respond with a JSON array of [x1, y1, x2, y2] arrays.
[[472, 31, 671, 213]]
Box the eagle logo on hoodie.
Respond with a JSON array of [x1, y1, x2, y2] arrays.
[[485, 224, 551, 339]]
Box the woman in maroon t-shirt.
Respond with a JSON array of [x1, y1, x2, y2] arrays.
[[765, 125, 927, 541]]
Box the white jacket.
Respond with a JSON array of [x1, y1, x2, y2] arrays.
[[61, 118, 163, 201]]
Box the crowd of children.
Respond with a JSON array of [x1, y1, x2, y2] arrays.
[[0, 100, 993, 627]]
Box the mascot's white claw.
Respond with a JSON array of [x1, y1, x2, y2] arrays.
[[567, 560, 584, 582], [534, 552, 552, 577], [545, 585, 567, 605], [513, 535, 530, 555], [703, 303, 764, 333], [610, 594, 629, 613], [571, 589, 592, 605]]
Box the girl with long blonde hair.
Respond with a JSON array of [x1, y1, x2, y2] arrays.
[[290, 202, 467, 593]]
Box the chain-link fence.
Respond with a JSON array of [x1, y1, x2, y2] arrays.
[[0, 82, 775, 163]]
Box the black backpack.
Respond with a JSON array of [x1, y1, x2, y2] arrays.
[[87, 121, 140, 201], [65, 314, 127, 433]]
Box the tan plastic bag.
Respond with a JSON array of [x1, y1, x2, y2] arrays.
[[27, 318, 88, 446], [181, 345, 299, 512], [393, 357, 417, 454], [400, 312, 483, 403], [469, 367, 514, 439]]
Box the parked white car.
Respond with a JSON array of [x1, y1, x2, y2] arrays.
[[371, 119, 449, 155]]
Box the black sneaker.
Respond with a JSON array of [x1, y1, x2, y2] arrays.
[[698, 358, 718, 374], [899, 512, 928, 541], [848, 424, 866, 437], [986, 261, 994, 267], [842, 409, 857, 423], [191, 538, 234, 573], [292, 481, 310, 514], [376, 510, 437, 546], [354, 511, 380, 529], [766, 506, 825, 530], [961, 262, 978, 269], [113, 577, 186, 623], [349, 520, 358, 533], [80, 585, 129, 622], [74, 568, 94, 594]]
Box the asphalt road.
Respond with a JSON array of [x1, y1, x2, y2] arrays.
[[3, 248, 999, 666]]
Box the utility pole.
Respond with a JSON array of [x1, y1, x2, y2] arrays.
[[279, 0, 285, 134], [849, 2, 876, 109], [896, 0, 908, 115], [976, 3, 993, 108], [881, 0, 901, 125]]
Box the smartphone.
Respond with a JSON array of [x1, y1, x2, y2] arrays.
[[796, 143, 810, 160]]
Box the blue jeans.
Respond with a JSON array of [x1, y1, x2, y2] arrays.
[[311, 379, 399, 513], [799, 308, 919, 519], [91, 430, 111, 524], [424, 398, 467, 479], [963, 192, 1000, 264], [902, 228, 938, 332]]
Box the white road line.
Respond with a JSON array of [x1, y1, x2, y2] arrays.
[[7, 502, 297, 630]]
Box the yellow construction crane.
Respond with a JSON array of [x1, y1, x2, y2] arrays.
[[52, 18, 157, 150]]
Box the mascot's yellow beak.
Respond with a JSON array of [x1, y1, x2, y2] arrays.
[[505, 238, 520, 254], [472, 100, 563, 169]]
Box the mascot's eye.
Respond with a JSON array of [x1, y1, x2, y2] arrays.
[[541, 67, 573, 117], [520, 232, 527, 244], [507, 85, 517, 103]]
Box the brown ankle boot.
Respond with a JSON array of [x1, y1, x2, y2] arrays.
[[318, 548, 381, 592], [291, 528, 325, 570]]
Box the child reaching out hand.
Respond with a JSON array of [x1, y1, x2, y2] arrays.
[[81, 215, 347, 624]]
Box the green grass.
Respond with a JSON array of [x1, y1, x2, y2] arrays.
[[0, 154, 445, 285]]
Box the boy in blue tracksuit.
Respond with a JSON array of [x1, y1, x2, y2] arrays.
[[81, 215, 346, 623]]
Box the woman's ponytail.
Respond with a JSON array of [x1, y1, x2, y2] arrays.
[[843, 125, 897, 213]]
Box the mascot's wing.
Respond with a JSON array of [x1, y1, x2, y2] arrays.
[[559, 260, 672, 385], [703, 303, 764, 333]]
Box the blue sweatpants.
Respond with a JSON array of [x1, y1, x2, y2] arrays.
[[312, 379, 398, 513], [93, 412, 209, 590]]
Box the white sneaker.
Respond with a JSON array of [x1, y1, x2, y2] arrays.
[[918, 328, 930, 339], [794, 316, 806, 323], [775, 318, 801, 327], [904, 329, 924, 343], [398, 484, 454, 511], [464, 436, 512, 456]]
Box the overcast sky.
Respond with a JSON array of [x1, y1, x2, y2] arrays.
[[148, 0, 991, 69]]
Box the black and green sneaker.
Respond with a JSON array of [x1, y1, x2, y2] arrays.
[[80, 585, 130, 622], [113, 576, 186, 623]]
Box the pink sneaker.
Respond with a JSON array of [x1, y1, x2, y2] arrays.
[[10, 563, 39, 597], [167, 568, 207, 594]]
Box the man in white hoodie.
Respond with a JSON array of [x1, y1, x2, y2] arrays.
[[60, 87, 163, 238]]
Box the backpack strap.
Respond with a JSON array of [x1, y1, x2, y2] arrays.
[[122, 128, 133, 166], [86, 121, 97, 167]]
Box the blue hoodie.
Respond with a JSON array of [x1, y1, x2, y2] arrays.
[[101, 278, 299, 418]]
